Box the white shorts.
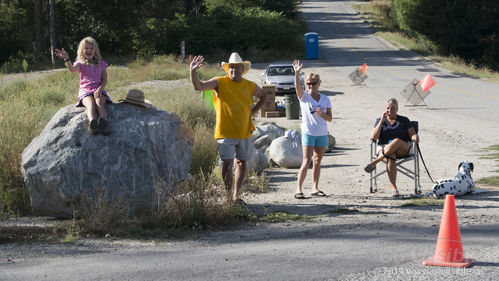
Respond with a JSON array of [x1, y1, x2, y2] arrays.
[[377, 142, 413, 157], [217, 138, 251, 161]]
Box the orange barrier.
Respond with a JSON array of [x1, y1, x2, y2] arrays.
[[419, 74, 436, 93], [359, 63, 368, 75]]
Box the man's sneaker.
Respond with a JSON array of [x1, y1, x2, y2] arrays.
[[89, 118, 99, 135], [98, 117, 110, 136]]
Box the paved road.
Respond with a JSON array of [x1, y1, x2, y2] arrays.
[[2, 1, 498, 280], [303, 0, 499, 123], [2, 221, 498, 280]]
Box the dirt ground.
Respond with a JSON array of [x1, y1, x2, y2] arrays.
[[240, 60, 499, 227]]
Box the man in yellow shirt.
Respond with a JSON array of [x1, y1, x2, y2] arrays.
[[190, 52, 268, 203]]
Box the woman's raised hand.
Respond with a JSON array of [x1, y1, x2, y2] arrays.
[[292, 59, 302, 75], [380, 111, 388, 122]]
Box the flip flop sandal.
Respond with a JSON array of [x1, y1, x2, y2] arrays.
[[311, 191, 327, 197], [364, 164, 375, 173], [391, 190, 400, 198], [294, 193, 305, 199]]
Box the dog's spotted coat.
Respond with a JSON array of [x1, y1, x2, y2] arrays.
[[431, 161, 475, 199]]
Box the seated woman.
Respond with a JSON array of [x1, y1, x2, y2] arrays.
[[364, 98, 419, 197]]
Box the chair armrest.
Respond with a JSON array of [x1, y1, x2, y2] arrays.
[[369, 139, 377, 159], [411, 141, 417, 151]]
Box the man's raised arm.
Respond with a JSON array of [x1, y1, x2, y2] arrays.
[[190, 55, 218, 91]]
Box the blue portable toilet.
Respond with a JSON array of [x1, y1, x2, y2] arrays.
[[304, 32, 319, 59]]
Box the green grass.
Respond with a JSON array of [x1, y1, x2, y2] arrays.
[[246, 171, 270, 193], [400, 198, 443, 207], [328, 208, 359, 214], [376, 31, 434, 56], [479, 145, 499, 160], [477, 176, 499, 187], [258, 211, 316, 223], [476, 145, 499, 186], [352, 1, 499, 82], [353, 1, 396, 33], [0, 226, 60, 244]]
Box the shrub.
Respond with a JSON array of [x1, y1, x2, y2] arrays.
[[391, 0, 498, 70], [190, 123, 218, 177]]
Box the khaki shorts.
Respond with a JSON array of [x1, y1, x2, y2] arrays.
[[217, 138, 251, 161]]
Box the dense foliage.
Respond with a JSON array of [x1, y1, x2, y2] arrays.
[[0, 0, 303, 72], [391, 0, 498, 70]]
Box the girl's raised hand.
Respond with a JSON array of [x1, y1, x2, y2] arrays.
[[54, 48, 69, 60]]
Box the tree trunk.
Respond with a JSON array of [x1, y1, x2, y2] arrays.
[[49, 0, 56, 64], [34, 0, 42, 52]]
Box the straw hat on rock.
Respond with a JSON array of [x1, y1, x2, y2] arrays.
[[119, 89, 152, 109]]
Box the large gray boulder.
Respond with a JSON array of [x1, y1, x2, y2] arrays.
[[326, 134, 336, 153], [252, 124, 284, 153], [247, 124, 285, 173], [246, 146, 268, 174], [21, 103, 193, 218], [253, 124, 284, 141]]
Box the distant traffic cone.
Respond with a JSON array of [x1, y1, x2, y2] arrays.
[[423, 195, 475, 267]]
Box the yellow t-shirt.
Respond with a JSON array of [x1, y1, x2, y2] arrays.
[[214, 75, 256, 139]]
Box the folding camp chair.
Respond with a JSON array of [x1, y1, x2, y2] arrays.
[[368, 120, 421, 195]]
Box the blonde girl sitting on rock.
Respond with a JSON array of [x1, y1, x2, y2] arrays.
[[54, 37, 112, 135]]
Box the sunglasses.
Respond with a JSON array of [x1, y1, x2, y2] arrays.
[[306, 82, 318, 86]]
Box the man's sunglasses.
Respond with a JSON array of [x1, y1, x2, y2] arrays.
[[306, 82, 318, 86]]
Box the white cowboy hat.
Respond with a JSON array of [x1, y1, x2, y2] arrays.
[[221, 52, 251, 75]]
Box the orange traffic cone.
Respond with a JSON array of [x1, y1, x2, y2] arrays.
[[423, 195, 475, 267]]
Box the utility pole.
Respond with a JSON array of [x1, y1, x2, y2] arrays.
[[34, 0, 42, 52]]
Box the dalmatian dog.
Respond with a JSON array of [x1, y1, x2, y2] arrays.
[[430, 161, 475, 199]]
